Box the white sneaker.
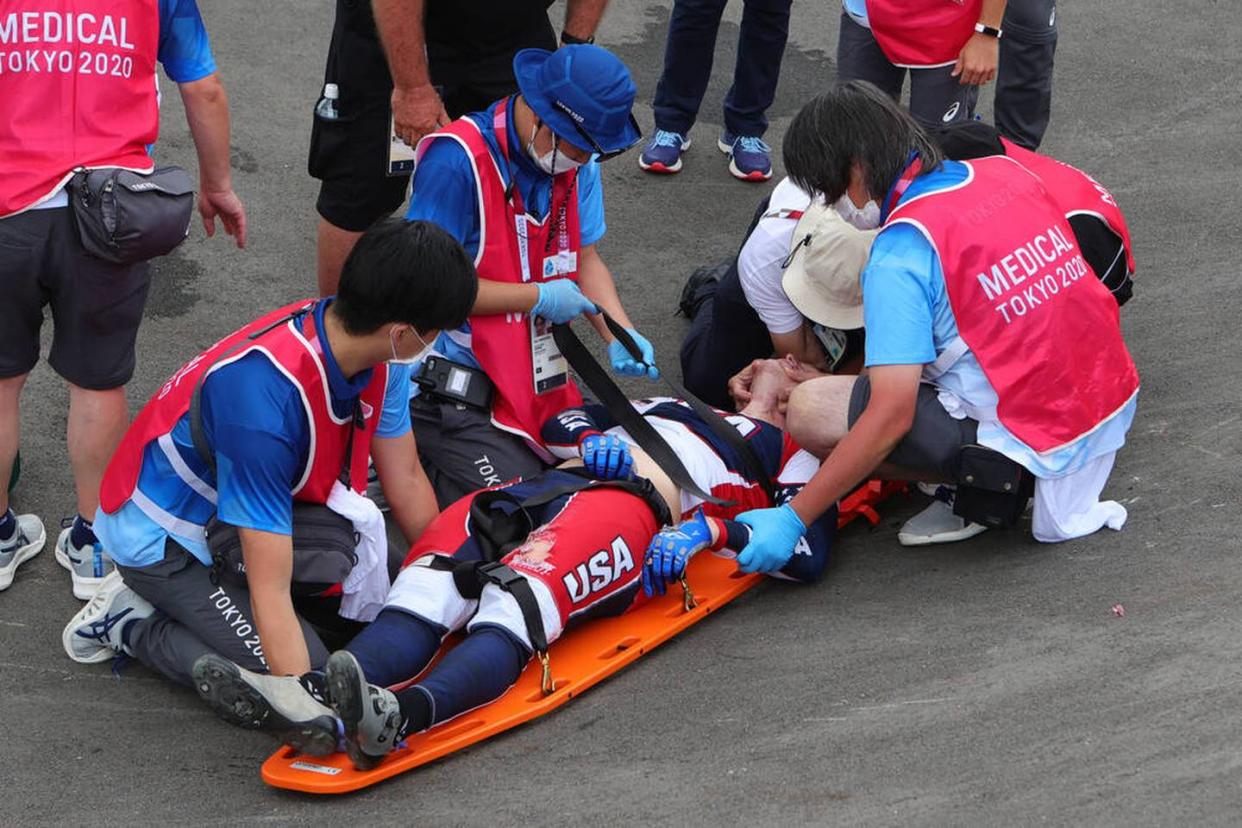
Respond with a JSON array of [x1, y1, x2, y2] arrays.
[[0, 513, 46, 591], [62, 570, 154, 664], [55, 523, 115, 600], [898, 487, 989, 546]]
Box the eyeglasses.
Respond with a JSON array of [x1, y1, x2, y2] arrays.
[[551, 99, 642, 162]]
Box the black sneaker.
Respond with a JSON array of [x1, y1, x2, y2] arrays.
[[677, 261, 728, 318], [192, 654, 339, 756]]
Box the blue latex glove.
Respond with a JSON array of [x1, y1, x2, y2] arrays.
[[608, 328, 660, 379], [642, 510, 714, 597], [735, 504, 806, 574], [531, 280, 597, 324], [579, 433, 633, 480]]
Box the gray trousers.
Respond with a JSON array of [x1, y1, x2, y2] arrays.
[[996, 0, 1058, 149], [118, 540, 336, 687], [836, 11, 979, 128], [411, 396, 547, 509]]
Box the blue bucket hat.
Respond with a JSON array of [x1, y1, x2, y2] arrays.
[[513, 45, 642, 155]]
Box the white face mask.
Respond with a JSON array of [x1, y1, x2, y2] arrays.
[[834, 194, 882, 230], [389, 326, 434, 366], [528, 122, 584, 176]]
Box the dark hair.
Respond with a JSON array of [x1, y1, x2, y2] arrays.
[[783, 80, 944, 203], [334, 218, 478, 335]]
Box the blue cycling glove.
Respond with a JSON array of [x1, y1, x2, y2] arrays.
[[735, 504, 806, 574], [642, 510, 714, 597], [531, 280, 597, 324], [579, 433, 633, 480], [608, 328, 659, 379]]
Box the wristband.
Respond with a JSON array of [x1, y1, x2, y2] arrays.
[[560, 31, 595, 46], [974, 22, 1002, 39]]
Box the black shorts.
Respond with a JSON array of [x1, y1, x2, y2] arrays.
[[0, 207, 150, 389], [848, 376, 978, 480], [310, 0, 554, 232]]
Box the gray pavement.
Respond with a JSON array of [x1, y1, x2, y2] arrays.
[[4, 1, 1242, 824]]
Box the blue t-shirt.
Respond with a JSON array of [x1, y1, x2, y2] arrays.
[[158, 0, 217, 83], [405, 96, 607, 373], [862, 159, 1135, 477], [95, 301, 412, 568]]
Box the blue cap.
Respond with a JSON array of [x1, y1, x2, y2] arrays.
[[513, 45, 640, 154]]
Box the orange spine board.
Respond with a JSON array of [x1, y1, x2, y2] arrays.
[[260, 480, 906, 794]]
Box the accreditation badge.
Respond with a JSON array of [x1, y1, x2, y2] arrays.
[[530, 314, 569, 394]]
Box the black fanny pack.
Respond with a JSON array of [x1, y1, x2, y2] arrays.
[[953, 444, 1035, 528], [68, 166, 195, 264], [206, 503, 359, 596]]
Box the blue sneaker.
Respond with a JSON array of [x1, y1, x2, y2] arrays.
[[717, 131, 773, 182], [639, 129, 691, 174]]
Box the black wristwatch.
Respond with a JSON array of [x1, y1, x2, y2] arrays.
[[973, 22, 1003, 39], [560, 31, 595, 46]]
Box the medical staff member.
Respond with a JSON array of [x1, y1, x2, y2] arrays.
[[733, 81, 1138, 568], [311, 0, 611, 295], [836, 0, 1006, 127], [405, 45, 656, 506], [0, 0, 247, 598], [61, 220, 477, 687]]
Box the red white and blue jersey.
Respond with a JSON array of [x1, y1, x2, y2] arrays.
[[542, 399, 833, 584], [542, 398, 814, 517]]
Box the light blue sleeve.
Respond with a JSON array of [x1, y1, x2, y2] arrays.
[[375, 364, 413, 439], [861, 224, 942, 367], [158, 0, 218, 83], [576, 159, 606, 247], [406, 138, 482, 257]]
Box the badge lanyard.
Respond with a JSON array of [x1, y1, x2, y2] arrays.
[[492, 97, 574, 284], [881, 155, 924, 221], [491, 98, 573, 395]]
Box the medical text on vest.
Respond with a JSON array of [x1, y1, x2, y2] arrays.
[[0, 11, 137, 77], [974, 224, 1090, 325]]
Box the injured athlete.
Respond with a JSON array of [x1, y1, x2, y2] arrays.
[[192, 357, 833, 770]]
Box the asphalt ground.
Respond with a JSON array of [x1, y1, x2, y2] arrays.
[[3, 1, 1241, 824]]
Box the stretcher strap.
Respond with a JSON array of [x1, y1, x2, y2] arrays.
[[425, 554, 552, 691], [553, 311, 777, 506]]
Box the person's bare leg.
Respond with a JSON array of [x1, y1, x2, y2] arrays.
[[785, 375, 857, 459], [67, 384, 129, 520], [0, 374, 27, 514], [317, 218, 364, 296]]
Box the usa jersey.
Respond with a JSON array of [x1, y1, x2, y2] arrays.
[[541, 397, 814, 513], [542, 399, 833, 584]]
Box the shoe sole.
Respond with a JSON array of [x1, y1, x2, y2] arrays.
[[192, 654, 338, 756], [55, 529, 110, 600], [638, 159, 683, 174], [0, 525, 46, 591], [898, 522, 990, 547], [717, 138, 772, 182], [326, 651, 386, 771]]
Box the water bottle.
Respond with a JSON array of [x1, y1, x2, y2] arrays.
[[315, 83, 340, 120]]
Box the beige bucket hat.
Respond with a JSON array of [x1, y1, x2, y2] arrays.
[[781, 202, 878, 330]]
